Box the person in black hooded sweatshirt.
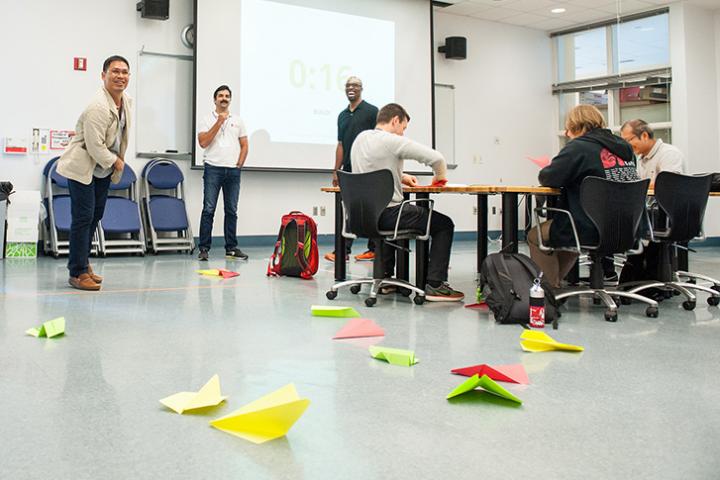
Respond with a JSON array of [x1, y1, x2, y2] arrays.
[[528, 104, 638, 288]]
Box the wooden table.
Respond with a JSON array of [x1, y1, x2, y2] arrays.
[[321, 185, 560, 287]]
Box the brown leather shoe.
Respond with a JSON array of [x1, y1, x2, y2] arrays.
[[69, 273, 102, 291], [87, 265, 103, 284]]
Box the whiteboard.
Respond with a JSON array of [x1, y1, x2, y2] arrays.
[[136, 52, 193, 154], [434, 83, 455, 165]]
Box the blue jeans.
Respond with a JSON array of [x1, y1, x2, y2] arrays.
[[199, 164, 241, 251], [67, 175, 111, 277]]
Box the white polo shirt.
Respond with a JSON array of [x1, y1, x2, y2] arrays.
[[637, 138, 686, 183], [199, 111, 247, 168]]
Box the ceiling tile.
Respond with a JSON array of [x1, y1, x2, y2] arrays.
[[467, 0, 520, 6], [469, 6, 525, 20], [593, 0, 658, 15], [500, 12, 553, 26], [508, 0, 560, 11], [531, 17, 577, 31], [442, 2, 490, 15]]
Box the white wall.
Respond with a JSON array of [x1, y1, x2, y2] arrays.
[[0, 1, 563, 239], [670, 3, 720, 235], [433, 12, 555, 232]]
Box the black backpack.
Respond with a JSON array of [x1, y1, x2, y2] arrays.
[[479, 252, 560, 328]]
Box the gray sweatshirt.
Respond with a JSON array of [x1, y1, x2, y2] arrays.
[[350, 128, 446, 206]]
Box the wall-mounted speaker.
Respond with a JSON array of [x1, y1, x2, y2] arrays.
[[438, 37, 467, 60], [136, 0, 169, 20]]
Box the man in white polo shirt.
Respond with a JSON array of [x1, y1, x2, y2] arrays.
[[197, 85, 249, 261], [620, 118, 685, 183]]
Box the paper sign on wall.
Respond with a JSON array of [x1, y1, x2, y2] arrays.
[[32, 128, 50, 154], [50, 130, 75, 150], [4, 137, 28, 155]]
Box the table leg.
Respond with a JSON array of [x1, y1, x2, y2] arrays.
[[502, 192, 519, 253], [334, 191, 346, 281], [524, 193, 532, 239], [477, 194, 488, 276], [415, 192, 430, 289], [396, 193, 410, 282]]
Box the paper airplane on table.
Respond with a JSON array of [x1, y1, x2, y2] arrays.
[[369, 345, 418, 366], [311, 305, 360, 318], [196, 268, 239, 279], [447, 374, 522, 403], [333, 318, 384, 339], [26, 317, 65, 338], [210, 384, 310, 444], [451, 364, 529, 385], [527, 155, 551, 169], [159, 374, 228, 414], [520, 330, 584, 352]]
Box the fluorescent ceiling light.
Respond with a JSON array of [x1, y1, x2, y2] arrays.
[[551, 8, 566, 14]]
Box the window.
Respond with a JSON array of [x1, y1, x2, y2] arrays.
[[552, 9, 671, 140]]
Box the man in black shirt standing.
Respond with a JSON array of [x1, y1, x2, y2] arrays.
[[325, 76, 379, 262]]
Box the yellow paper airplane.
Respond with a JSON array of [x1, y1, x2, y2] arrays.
[[369, 346, 419, 366], [160, 374, 228, 414], [210, 384, 310, 444], [26, 317, 65, 338], [520, 330, 584, 352], [197, 269, 220, 276]]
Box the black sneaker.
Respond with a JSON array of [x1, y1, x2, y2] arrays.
[[226, 248, 249, 260], [424, 282, 465, 302], [198, 249, 209, 261]]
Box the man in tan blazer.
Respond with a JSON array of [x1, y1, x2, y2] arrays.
[[57, 55, 131, 290]]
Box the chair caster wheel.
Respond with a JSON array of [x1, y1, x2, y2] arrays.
[[620, 297, 632, 305], [604, 311, 618, 322], [646, 306, 659, 318], [682, 300, 696, 311], [326, 290, 338, 300], [707, 296, 720, 306], [365, 297, 377, 307], [400, 288, 412, 297], [350, 284, 361, 294], [413, 295, 425, 305]]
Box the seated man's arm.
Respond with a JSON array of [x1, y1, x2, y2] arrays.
[[393, 137, 447, 182]]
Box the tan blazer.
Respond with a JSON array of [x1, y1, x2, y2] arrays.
[[57, 87, 133, 185]]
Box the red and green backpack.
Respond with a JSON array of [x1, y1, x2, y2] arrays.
[[267, 211, 318, 279]]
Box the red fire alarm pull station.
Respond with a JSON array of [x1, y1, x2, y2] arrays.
[[74, 57, 87, 71]]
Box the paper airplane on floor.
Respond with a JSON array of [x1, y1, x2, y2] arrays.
[[311, 305, 360, 318], [369, 346, 418, 366], [26, 317, 65, 338], [520, 330, 584, 352], [159, 374, 228, 414], [196, 268, 239, 279], [333, 318, 384, 339], [210, 384, 310, 444], [464, 302, 488, 310], [447, 374, 522, 403], [527, 155, 551, 169], [451, 364, 529, 385]]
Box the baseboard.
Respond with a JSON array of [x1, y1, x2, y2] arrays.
[[207, 231, 720, 249]]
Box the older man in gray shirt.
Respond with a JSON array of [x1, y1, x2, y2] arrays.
[[350, 103, 463, 302], [620, 119, 685, 183]]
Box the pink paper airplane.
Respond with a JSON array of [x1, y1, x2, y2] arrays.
[[464, 302, 488, 310], [332, 318, 385, 340], [450, 364, 529, 385], [218, 269, 239, 279], [527, 155, 551, 169]]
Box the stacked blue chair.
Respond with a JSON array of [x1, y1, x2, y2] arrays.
[[98, 164, 146, 256], [41, 157, 100, 257], [140, 158, 194, 254]]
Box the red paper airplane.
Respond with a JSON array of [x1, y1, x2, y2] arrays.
[[464, 302, 488, 310], [450, 364, 529, 385], [332, 318, 385, 340], [527, 155, 551, 169], [218, 269, 239, 279]]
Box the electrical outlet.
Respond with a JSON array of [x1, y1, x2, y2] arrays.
[[473, 206, 478, 215], [320, 206, 326, 216], [494, 136, 501, 145], [473, 154, 482, 164], [312, 206, 318, 216], [492, 206, 497, 215]]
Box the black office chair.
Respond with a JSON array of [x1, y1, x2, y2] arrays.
[[325, 170, 431, 307], [534, 177, 658, 322], [622, 172, 720, 308]]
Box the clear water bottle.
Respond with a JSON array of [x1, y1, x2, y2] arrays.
[[529, 274, 545, 328]]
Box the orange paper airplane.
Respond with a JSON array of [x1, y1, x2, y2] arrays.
[[451, 364, 529, 385], [333, 318, 385, 339]]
